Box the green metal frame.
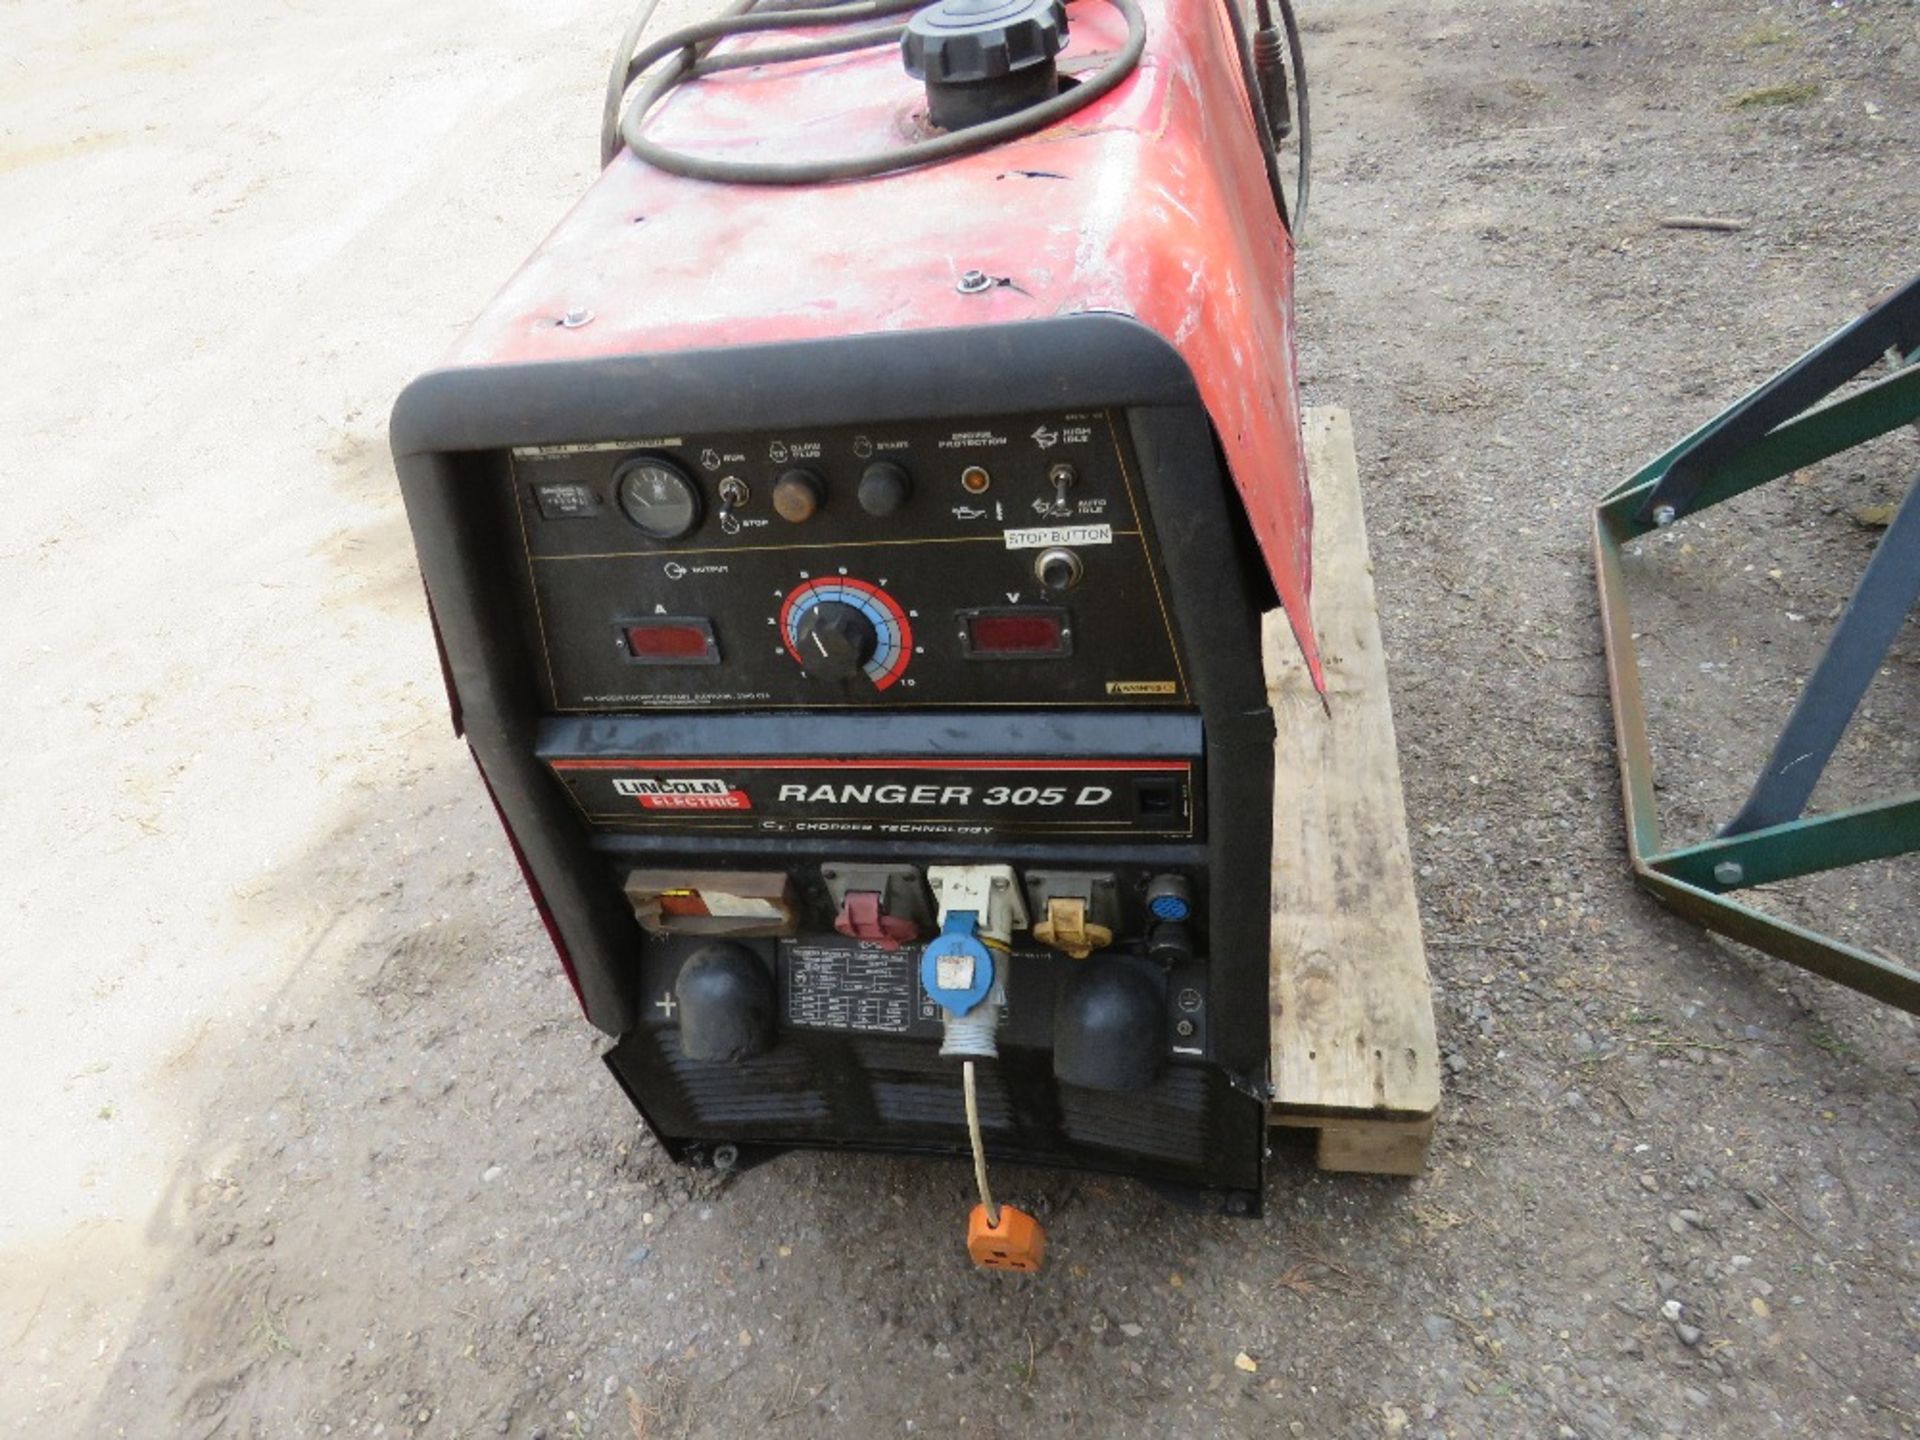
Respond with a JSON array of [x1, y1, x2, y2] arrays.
[[1593, 284, 1920, 1014]]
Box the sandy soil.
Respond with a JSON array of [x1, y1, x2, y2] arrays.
[[2, 0, 1915, 1436]]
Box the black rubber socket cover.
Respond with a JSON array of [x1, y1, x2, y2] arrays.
[[675, 943, 775, 1064], [901, 0, 1069, 84], [1053, 957, 1166, 1093]]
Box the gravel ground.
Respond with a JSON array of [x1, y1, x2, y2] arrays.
[[4, 0, 1916, 1437]]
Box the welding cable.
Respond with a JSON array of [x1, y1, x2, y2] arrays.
[[601, 0, 888, 165], [962, 1058, 999, 1226], [1224, 0, 1289, 231], [602, 0, 669, 167], [603, 0, 950, 171], [607, 0, 1148, 185], [1225, 0, 1311, 237], [1277, 0, 1311, 234]]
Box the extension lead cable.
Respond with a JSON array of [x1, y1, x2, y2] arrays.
[[963, 1059, 1047, 1271]]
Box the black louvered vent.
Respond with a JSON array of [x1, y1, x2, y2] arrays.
[[620, 1029, 1242, 1183]]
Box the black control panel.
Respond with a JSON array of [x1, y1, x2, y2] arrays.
[[507, 409, 1189, 711]]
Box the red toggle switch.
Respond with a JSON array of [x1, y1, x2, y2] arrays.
[[834, 890, 920, 949]]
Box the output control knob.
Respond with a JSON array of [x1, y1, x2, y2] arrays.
[[1034, 546, 1084, 592], [793, 599, 878, 680], [857, 461, 912, 517], [772, 468, 825, 522]]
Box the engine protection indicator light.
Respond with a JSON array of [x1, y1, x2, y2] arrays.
[[622, 617, 720, 665], [961, 608, 1071, 659]]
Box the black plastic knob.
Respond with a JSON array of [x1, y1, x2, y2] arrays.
[[1053, 958, 1165, 1093], [857, 461, 913, 516], [794, 600, 878, 681], [901, 0, 1068, 130], [675, 944, 774, 1063]]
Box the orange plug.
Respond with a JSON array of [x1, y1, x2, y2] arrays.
[[967, 1203, 1046, 1272]]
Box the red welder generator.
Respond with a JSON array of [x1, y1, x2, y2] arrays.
[[393, 0, 1314, 1265]]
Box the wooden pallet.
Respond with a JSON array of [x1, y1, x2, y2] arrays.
[[1265, 407, 1441, 1175]]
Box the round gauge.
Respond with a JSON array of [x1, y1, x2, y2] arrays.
[[614, 456, 702, 540]]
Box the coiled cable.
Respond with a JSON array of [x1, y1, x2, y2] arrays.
[[598, 0, 1306, 235], [602, 0, 1146, 185]]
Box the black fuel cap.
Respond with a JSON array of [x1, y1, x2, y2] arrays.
[[901, 0, 1068, 131]]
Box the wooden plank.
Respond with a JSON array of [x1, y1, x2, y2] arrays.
[[1273, 1114, 1437, 1177], [1266, 406, 1441, 1166]]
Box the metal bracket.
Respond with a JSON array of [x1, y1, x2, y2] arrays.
[[1593, 275, 1920, 1014]]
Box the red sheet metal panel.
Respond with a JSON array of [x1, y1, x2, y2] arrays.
[[440, 0, 1321, 686]]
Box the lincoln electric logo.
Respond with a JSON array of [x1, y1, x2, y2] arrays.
[[612, 777, 751, 811]]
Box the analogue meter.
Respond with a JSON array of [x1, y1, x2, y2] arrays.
[[614, 456, 702, 540]]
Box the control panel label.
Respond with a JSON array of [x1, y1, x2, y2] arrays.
[[548, 758, 1199, 837], [785, 941, 916, 1034], [1002, 523, 1113, 549]]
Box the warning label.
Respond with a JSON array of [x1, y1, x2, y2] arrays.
[[785, 942, 916, 1034]]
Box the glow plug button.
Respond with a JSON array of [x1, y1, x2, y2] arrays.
[[772, 468, 824, 522]]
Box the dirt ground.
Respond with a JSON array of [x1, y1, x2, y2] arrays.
[[4, 0, 1916, 1436]]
